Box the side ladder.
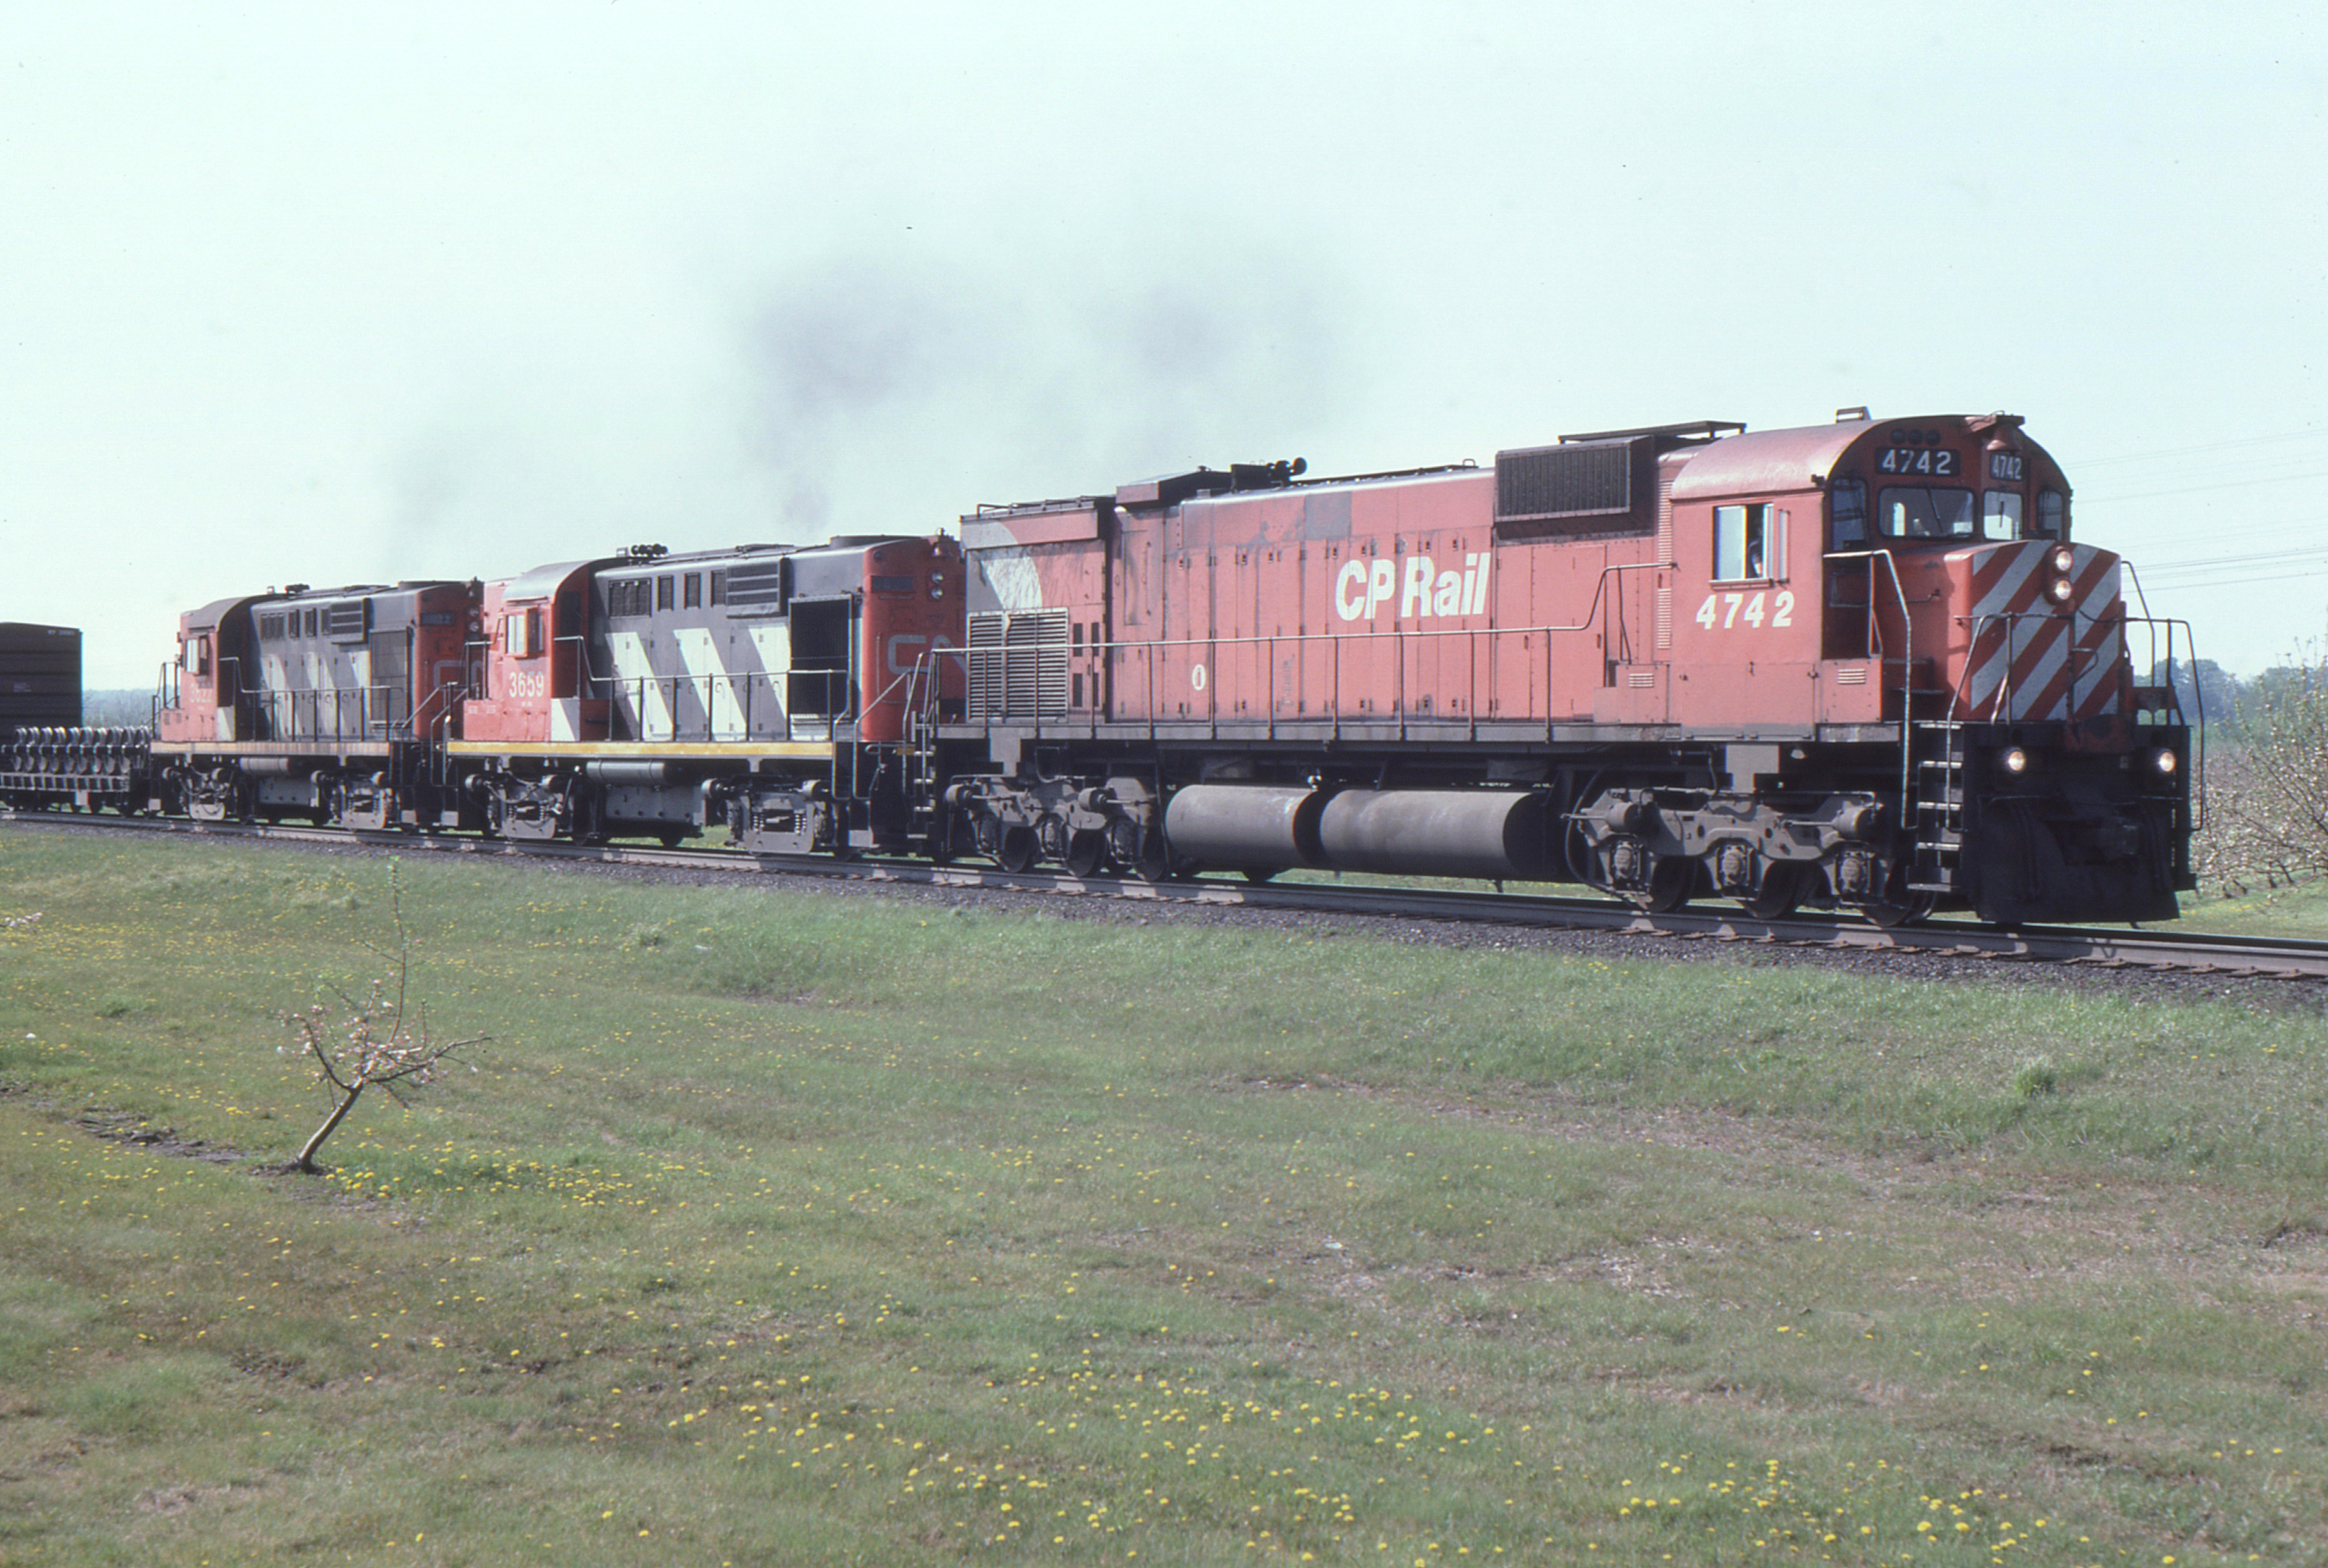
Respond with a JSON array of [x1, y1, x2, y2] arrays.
[[904, 654, 946, 849], [1908, 720, 1966, 894]]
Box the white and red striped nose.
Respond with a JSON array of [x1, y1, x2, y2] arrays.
[[1958, 542, 2126, 722]]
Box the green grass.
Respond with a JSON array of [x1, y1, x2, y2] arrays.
[[2188, 874, 2328, 940], [1, 829, 2325, 1565]]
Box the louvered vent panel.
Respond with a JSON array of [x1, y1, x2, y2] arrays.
[[1496, 440, 1631, 522], [725, 563, 786, 606], [966, 613, 1006, 717], [967, 611, 1068, 717], [1007, 611, 1070, 717]]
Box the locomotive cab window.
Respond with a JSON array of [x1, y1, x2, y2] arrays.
[[1830, 481, 1868, 548], [504, 607, 544, 658], [1982, 491, 2023, 541], [2036, 489, 2068, 539], [1713, 503, 1783, 581], [1876, 486, 1976, 540]]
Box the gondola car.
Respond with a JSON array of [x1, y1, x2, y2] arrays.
[[0, 622, 81, 734], [0, 623, 144, 812]]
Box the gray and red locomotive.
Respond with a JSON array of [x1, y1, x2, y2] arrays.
[[3, 410, 2197, 926]]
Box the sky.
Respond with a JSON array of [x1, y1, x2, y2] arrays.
[[2, 1, 2320, 688]]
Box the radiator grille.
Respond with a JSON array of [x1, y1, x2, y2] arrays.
[[725, 561, 787, 606], [966, 610, 1069, 717], [1495, 438, 1640, 527]]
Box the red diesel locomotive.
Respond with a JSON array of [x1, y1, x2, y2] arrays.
[[23, 407, 2191, 928], [141, 536, 963, 852], [933, 410, 2194, 925]]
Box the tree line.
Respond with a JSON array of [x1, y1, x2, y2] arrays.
[[2160, 652, 2328, 893]]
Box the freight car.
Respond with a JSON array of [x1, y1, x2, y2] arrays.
[[0, 624, 151, 813], [16, 407, 2198, 930], [0, 623, 82, 733]]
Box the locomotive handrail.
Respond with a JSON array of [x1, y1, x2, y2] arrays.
[[1940, 604, 2197, 729], [1946, 609, 2021, 723], [551, 629, 861, 744], [955, 559, 1669, 738], [2118, 561, 2201, 731], [2122, 608, 2205, 830], [222, 658, 413, 747], [426, 679, 466, 789]]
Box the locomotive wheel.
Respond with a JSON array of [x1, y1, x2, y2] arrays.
[[571, 789, 608, 847], [1639, 856, 1696, 914], [1133, 828, 1173, 883], [1867, 892, 1935, 929], [1740, 865, 1804, 921], [1240, 866, 1279, 885], [1064, 828, 1108, 880], [1866, 862, 1935, 928], [997, 823, 1038, 873]]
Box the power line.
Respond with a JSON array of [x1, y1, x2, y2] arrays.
[[2144, 547, 2328, 571], [2079, 469, 2328, 504], [2076, 429, 2327, 468], [2142, 565, 2328, 590]]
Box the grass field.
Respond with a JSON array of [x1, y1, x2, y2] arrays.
[[1, 829, 2324, 1566], [2185, 876, 2328, 942]]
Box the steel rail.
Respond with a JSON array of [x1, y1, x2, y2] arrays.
[[6, 808, 2324, 980]]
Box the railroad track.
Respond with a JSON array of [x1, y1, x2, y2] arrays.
[[8, 807, 2325, 981]]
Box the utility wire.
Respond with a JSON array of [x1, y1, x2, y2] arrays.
[[2076, 429, 2326, 467]]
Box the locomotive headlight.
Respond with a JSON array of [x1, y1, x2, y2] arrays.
[[2000, 746, 2030, 776], [2148, 747, 2178, 776], [2050, 545, 2075, 574], [2047, 575, 2075, 605]]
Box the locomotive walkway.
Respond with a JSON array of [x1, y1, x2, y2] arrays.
[[9, 807, 2324, 982]]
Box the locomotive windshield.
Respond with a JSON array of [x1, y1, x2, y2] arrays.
[[1837, 479, 2054, 547], [1876, 485, 1975, 540]]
